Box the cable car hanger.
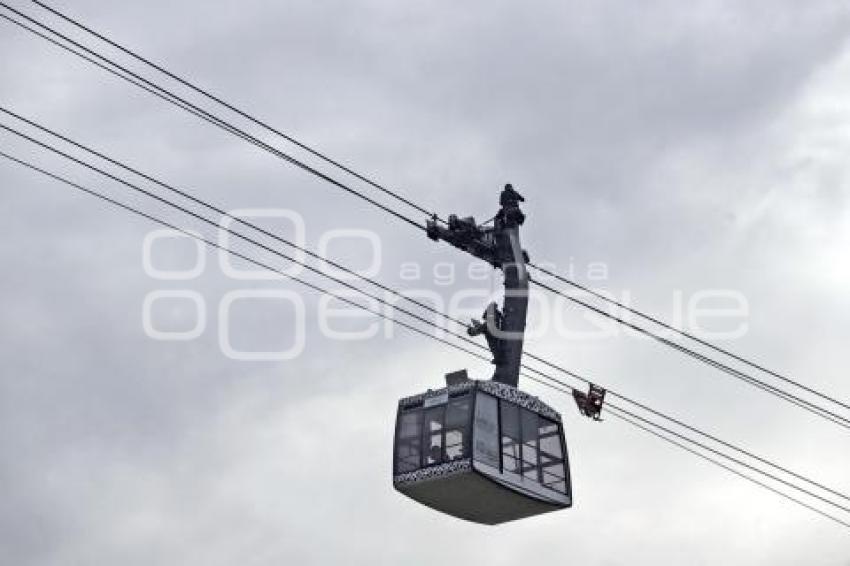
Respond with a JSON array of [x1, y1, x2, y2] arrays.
[[428, 184, 608, 420], [573, 384, 607, 421], [426, 183, 529, 387]]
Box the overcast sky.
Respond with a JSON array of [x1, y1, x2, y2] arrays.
[[2, 0, 850, 564]]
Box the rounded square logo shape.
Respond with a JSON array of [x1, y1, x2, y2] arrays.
[[142, 290, 206, 340], [143, 229, 205, 280]]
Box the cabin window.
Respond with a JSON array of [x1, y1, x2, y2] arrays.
[[445, 395, 471, 461], [521, 409, 539, 481], [395, 394, 474, 473], [473, 392, 499, 467], [500, 402, 521, 474], [423, 405, 445, 466], [395, 409, 422, 474], [494, 399, 568, 493], [538, 417, 567, 494]]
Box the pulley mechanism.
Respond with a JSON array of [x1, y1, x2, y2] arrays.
[[572, 384, 607, 421]]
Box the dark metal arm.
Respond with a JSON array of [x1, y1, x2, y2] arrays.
[[429, 184, 529, 388]]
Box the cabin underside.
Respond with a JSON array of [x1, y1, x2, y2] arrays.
[[394, 460, 569, 525]]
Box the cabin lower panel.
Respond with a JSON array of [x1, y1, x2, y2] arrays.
[[394, 460, 566, 525]]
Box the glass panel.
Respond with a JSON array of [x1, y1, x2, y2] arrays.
[[521, 409, 539, 481], [538, 417, 567, 493], [500, 401, 521, 474], [445, 395, 471, 461], [423, 406, 445, 466], [473, 393, 499, 467], [395, 409, 422, 473]]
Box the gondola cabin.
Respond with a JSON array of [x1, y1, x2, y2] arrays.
[[393, 378, 571, 524]]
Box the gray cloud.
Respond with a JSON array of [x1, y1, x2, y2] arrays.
[[1, 0, 850, 564]]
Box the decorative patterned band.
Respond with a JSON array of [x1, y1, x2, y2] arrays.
[[393, 459, 473, 486], [398, 380, 561, 423], [478, 380, 562, 422]]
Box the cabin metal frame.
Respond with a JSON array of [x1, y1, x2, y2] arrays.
[[393, 379, 572, 524]]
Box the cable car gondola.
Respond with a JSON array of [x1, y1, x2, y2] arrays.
[[392, 186, 572, 524], [393, 373, 571, 524]]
